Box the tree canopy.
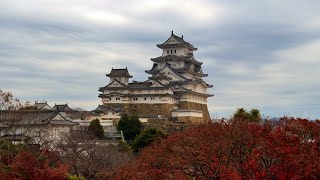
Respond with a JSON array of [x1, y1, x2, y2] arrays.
[[117, 114, 142, 142], [131, 128, 167, 152], [0, 90, 21, 110], [113, 117, 320, 179], [233, 108, 262, 123], [0, 147, 69, 179], [88, 119, 104, 139]]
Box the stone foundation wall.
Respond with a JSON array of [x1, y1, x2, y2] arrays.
[[103, 103, 174, 118], [178, 102, 211, 123], [144, 118, 189, 134], [104, 102, 211, 124], [127, 104, 173, 117]]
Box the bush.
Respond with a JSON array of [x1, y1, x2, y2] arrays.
[[131, 128, 166, 152]]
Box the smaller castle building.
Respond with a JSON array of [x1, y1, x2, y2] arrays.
[[98, 31, 213, 123]]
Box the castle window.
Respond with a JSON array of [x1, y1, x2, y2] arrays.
[[174, 50, 176, 53], [109, 98, 111, 100], [144, 97, 146, 100], [133, 97, 138, 101], [151, 97, 155, 100], [171, 50, 173, 53], [167, 50, 169, 54]]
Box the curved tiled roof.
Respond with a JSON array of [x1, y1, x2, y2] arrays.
[[0, 110, 78, 126], [106, 68, 132, 78], [156, 31, 197, 51], [151, 55, 203, 65]]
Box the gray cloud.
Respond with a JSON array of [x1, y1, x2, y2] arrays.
[[0, 0, 319, 119]]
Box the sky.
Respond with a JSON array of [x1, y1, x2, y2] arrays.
[[0, 0, 320, 119]]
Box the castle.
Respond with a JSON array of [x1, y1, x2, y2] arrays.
[[97, 31, 213, 123]]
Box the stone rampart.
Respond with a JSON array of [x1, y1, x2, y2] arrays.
[[103, 103, 173, 118], [178, 102, 211, 122]]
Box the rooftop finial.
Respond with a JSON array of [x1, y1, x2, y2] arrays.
[[171, 30, 173, 35]]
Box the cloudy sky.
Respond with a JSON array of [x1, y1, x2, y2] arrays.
[[1, 0, 319, 119]]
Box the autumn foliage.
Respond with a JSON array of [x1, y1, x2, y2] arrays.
[[114, 117, 320, 179], [0, 148, 69, 180]]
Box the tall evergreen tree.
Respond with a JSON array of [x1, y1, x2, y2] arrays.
[[88, 119, 104, 139], [117, 114, 141, 142]]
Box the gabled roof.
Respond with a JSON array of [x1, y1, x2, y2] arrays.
[[147, 63, 190, 81], [0, 110, 78, 126], [171, 85, 191, 92], [177, 63, 208, 77], [34, 101, 52, 110], [148, 72, 172, 81], [106, 67, 132, 78], [92, 105, 124, 113], [161, 63, 191, 80], [53, 104, 75, 112], [150, 80, 166, 87], [157, 31, 197, 51], [99, 78, 129, 92], [106, 79, 127, 87]]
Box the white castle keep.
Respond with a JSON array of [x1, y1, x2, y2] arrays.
[[97, 31, 213, 123]]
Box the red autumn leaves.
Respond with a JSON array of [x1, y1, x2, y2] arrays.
[[0, 149, 69, 180], [114, 118, 320, 179]]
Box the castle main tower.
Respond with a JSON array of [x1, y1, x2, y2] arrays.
[[99, 31, 213, 123]]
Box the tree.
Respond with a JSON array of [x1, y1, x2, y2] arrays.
[[0, 90, 21, 110], [233, 108, 261, 123], [0, 149, 69, 179], [131, 128, 167, 153], [117, 114, 142, 142], [57, 128, 133, 179], [114, 118, 320, 179], [88, 119, 104, 139], [0, 140, 25, 165]]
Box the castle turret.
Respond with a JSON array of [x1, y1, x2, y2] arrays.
[[157, 30, 197, 57], [106, 67, 132, 86]]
